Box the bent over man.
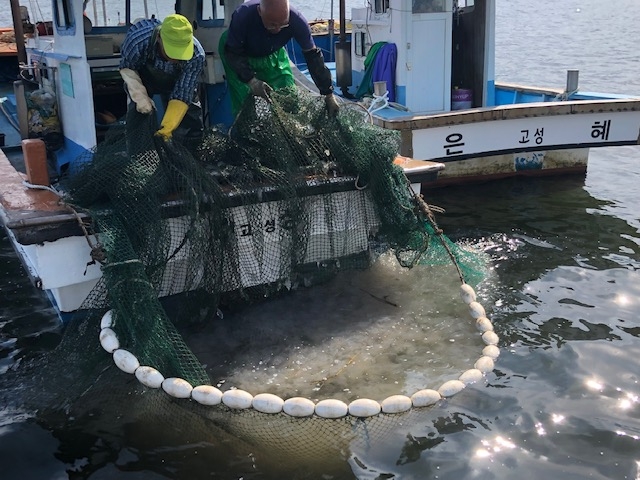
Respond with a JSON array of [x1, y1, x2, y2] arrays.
[[220, 0, 340, 117]]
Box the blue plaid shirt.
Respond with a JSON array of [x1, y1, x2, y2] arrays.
[[120, 19, 205, 104]]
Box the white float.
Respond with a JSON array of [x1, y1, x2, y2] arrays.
[[222, 389, 254, 409], [460, 284, 476, 304], [135, 365, 164, 388], [162, 377, 193, 398], [468, 301, 486, 319], [191, 385, 223, 406], [482, 331, 500, 346], [252, 393, 285, 414], [100, 309, 114, 329], [99, 328, 119, 353], [113, 349, 139, 374], [315, 399, 349, 418], [459, 368, 484, 385], [283, 397, 316, 417], [475, 317, 494, 332], [474, 356, 495, 373], [411, 389, 442, 407], [381, 395, 413, 414], [348, 398, 382, 417], [438, 380, 466, 397], [483, 345, 500, 360]]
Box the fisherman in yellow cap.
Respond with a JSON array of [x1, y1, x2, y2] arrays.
[[119, 14, 205, 149]]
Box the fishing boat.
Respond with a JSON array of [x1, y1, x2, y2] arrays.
[[288, 0, 640, 186], [0, 0, 442, 317]]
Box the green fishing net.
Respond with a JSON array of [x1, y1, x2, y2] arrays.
[[47, 89, 479, 386], [4, 89, 488, 450]]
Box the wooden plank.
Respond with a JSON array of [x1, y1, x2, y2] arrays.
[[0, 148, 64, 216]]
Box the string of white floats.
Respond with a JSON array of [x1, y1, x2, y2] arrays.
[[98, 283, 499, 418]]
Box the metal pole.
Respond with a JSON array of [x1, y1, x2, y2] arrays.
[[102, 0, 107, 25], [10, 0, 27, 65], [329, 0, 334, 62], [92, 0, 98, 26]]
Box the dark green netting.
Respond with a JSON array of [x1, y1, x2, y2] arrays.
[[0, 89, 492, 472], [4, 88, 487, 425], [61, 88, 483, 385]]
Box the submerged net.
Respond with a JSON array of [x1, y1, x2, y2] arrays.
[[3, 89, 490, 467]]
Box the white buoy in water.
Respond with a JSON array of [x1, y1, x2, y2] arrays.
[[113, 349, 139, 374], [460, 284, 476, 304], [459, 368, 484, 385], [99, 328, 119, 353], [475, 317, 494, 332], [411, 389, 441, 407], [162, 377, 193, 398], [191, 385, 223, 406], [283, 397, 316, 417], [135, 365, 164, 388], [252, 393, 285, 414], [348, 398, 382, 417], [474, 356, 495, 373], [468, 301, 486, 319], [100, 309, 114, 329], [222, 389, 254, 409], [438, 380, 466, 397], [482, 331, 500, 346], [315, 399, 349, 418], [483, 345, 500, 360], [381, 395, 413, 414]]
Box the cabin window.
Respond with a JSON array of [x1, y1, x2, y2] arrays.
[[202, 0, 224, 20], [454, 0, 475, 14], [54, 0, 75, 33], [412, 0, 446, 14], [374, 0, 389, 14]]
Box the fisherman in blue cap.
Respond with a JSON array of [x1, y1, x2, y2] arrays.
[[220, 0, 340, 117], [119, 14, 205, 148]]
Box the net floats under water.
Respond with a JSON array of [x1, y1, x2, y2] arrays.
[[98, 283, 501, 419]]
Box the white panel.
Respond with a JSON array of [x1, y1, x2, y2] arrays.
[[407, 17, 449, 112], [411, 111, 640, 161]]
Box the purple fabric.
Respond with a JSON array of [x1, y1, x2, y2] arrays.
[[372, 43, 397, 102]]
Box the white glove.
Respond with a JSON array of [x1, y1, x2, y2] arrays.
[[120, 68, 154, 114]]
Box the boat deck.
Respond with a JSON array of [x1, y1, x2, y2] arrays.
[[0, 28, 17, 57]]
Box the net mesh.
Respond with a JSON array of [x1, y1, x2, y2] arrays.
[[56, 88, 484, 386], [3, 89, 488, 465]]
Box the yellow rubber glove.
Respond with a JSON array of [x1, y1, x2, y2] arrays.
[[156, 99, 189, 141]]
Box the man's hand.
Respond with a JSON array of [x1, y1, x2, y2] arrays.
[[325, 93, 340, 117], [155, 99, 189, 141], [120, 68, 154, 114], [248, 78, 273, 102]]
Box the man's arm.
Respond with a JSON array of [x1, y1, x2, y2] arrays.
[[223, 44, 255, 83], [302, 47, 333, 95]]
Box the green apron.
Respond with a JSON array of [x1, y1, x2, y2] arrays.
[[219, 30, 295, 115]]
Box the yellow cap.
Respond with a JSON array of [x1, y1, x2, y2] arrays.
[[160, 14, 194, 61]]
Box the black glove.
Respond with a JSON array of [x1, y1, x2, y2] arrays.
[[248, 78, 273, 102], [325, 93, 340, 117]]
